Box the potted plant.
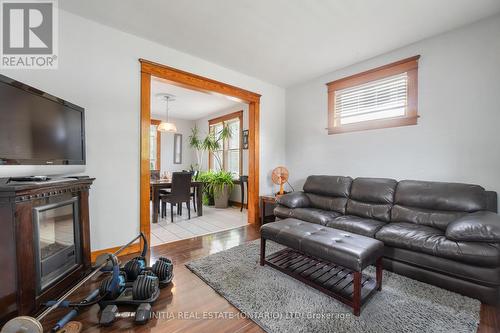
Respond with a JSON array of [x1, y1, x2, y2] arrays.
[[207, 171, 235, 208], [197, 170, 215, 205], [188, 125, 232, 172], [188, 124, 235, 208], [188, 125, 205, 172]]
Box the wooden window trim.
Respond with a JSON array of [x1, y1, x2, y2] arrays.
[[208, 110, 243, 177], [326, 55, 420, 135], [151, 119, 161, 170]]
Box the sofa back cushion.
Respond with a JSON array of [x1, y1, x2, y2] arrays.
[[392, 180, 488, 230], [303, 175, 352, 214], [346, 177, 397, 222]]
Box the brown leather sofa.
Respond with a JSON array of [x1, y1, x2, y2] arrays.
[[274, 175, 500, 304]]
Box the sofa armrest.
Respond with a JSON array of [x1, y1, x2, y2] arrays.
[[446, 211, 500, 242], [276, 191, 310, 209]]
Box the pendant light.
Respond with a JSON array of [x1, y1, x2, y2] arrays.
[[158, 95, 177, 132]]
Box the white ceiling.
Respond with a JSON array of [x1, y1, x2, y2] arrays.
[[60, 0, 500, 87], [151, 77, 243, 120]]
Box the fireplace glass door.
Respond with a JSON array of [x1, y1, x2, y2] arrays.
[[34, 197, 81, 293]]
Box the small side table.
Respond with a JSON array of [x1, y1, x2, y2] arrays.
[[260, 195, 278, 225]]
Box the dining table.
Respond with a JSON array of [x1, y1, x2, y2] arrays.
[[150, 179, 204, 223]]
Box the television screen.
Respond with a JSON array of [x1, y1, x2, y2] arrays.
[[0, 75, 85, 165]]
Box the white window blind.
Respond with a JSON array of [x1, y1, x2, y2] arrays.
[[334, 73, 408, 125]]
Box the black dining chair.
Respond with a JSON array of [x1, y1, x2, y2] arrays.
[[239, 175, 248, 212], [151, 170, 160, 181], [150, 170, 161, 216], [182, 170, 199, 213], [160, 172, 192, 222]]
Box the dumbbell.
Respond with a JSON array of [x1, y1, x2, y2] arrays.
[[122, 256, 173, 286], [100, 303, 152, 326], [132, 272, 160, 300], [98, 272, 127, 300]]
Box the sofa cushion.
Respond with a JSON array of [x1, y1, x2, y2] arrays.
[[306, 193, 348, 214], [346, 177, 397, 222], [347, 200, 392, 222], [446, 211, 500, 242], [273, 206, 340, 226], [384, 246, 500, 286], [274, 205, 293, 219], [303, 175, 352, 197], [395, 180, 487, 212], [291, 208, 340, 226], [376, 222, 500, 267], [391, 205, 466, 230], [325, 215, 386, 238], [276, 192, 310, 209], [350, 177, 398, 204]]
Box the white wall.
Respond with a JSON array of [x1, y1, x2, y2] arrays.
[[151, 116, 196, 173], [285, 15, 500, 207], [0, 9, 286, 250], [195, 105, 249, 204]]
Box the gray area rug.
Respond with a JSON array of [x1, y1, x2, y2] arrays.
[[186, 240, 480, 333]]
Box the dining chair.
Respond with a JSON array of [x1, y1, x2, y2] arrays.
[[150, 170, 161, 216], [160, 172, 192, 222], [150, 170, 160, 181], [182, 170, 198, 213], [239, 175, 248, 212]]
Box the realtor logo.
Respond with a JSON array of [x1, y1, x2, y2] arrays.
[[1, 0, 58, 69]]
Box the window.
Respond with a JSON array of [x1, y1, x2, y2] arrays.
[[209, 111, 243, 178], [150, 119, 161, 170], [327, 56, 420, 134]]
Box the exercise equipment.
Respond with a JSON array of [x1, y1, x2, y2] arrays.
[[122, 256, 173, 286], [0, 234, 146, 333], [54, 321, 82, 333], [99, 273, 160, 307], [97, 273, 160, 326], [99, 303, 152, 326], [119, 235, 174, 286], [48, 290, 100, 332]]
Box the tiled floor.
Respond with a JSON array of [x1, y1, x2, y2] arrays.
[[150, 204, 248, 246]]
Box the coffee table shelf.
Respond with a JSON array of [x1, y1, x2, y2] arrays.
[[264, 248, 379, 313]]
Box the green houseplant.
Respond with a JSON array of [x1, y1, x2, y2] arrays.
[[197, 170, 215, 205], [188, 125, 232, 172], [189, 124, 235, 208], [207, 171, 235, 208]]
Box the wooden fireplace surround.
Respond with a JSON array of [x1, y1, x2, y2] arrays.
[[0, 177, 94, 324]]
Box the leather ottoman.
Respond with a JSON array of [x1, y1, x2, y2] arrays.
[[260, 218, 384, 315]]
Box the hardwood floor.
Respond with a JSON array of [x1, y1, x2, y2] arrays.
[[41, 224, 499, 333]]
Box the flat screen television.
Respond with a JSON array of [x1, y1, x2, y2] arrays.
[[0, 74, 85, 165]]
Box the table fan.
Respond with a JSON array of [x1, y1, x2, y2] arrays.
[[272, 166, 289, 196]]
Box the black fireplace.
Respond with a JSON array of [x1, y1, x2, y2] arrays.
[[33, 197, 82, 294]]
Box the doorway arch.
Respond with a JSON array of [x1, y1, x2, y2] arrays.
[[139, 59, 261, 247]]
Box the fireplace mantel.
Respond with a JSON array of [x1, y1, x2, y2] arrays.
[[0, 177, 94, 324]]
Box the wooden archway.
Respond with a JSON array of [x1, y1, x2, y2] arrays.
[[139, 59, 261, 247]]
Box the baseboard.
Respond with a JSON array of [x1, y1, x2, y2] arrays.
[[229, 200, 247, 209], [90, 242, 141, 263]]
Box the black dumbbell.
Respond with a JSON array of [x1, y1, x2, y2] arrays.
[[100, 303, 152, 326], [122, 256, 173, 286], [132, 274, 159, 300], [98, 272, 127, 300], [151, 257, 173, 286], [122, 256, 147, 281]]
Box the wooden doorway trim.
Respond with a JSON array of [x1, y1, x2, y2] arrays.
[[139, 59, 261, 247]]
